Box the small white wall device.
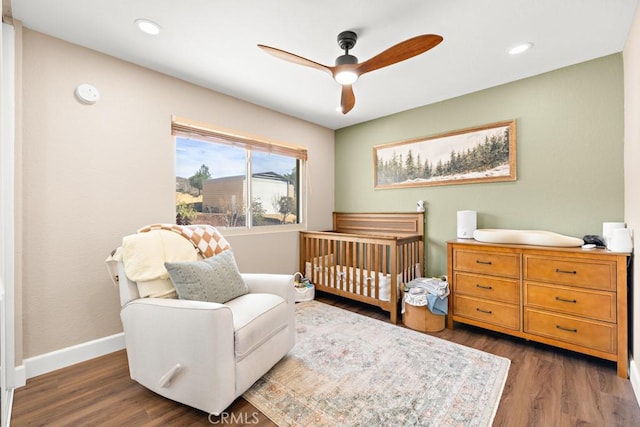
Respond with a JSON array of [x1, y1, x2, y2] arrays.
[[457, 210, 477, 239], [74, 83, 100, 105]]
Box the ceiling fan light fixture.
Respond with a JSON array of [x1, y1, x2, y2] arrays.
[[335, 70, 358, 85], [135, 19, 161, 35], [334, 54, 358, 84]]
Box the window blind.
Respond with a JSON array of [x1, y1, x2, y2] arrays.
[[171, 116, 308, 161]]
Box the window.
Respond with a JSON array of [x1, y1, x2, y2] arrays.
[[172, 117, 306, 230]]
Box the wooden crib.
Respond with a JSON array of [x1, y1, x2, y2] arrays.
[[299, 212, 424, 324]]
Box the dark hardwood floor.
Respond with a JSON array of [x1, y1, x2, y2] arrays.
[[12, 292, 640, 426]]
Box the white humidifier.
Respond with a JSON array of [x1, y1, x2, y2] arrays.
[[457, 210, 477, 239]]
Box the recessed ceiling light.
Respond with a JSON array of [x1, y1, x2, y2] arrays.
[[135, 19, 161, 35], [508, 42, 533, 55]]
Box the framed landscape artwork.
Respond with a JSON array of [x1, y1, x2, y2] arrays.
[[374, 120, 516, 189]]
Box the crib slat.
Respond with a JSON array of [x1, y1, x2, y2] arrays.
[[337, 240, 349, 290], [340, 240, 347, 292], [361, 242, 366, 297], [382, 244, 388, 291], [389, 242, 398, 324], [334, 239, 340, 290], [408, 243, 412, 280], [363, 242, 369, 298], [334, 239, 339, 290], [402, 244, 408, 283], [373, 243, 380, 299], [314, 239, 325, 283], [321, 238, 324, 287], [329, 238, 335, 289], [347, 242, 358, 292]]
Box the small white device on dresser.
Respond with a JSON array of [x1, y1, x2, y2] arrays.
[[602, 222, 625, 248], [603, 221, 633, 252], [608, 228, 633, 252], [457, 210, 477, 239]]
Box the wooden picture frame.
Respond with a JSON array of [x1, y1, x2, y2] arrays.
[[374, 120, 516, 188]]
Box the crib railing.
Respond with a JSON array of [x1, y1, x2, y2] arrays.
[[299, 230, 423, 323]]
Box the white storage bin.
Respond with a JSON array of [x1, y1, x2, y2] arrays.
[[295, 284, 315, 302], [293, 272, 315, 302]]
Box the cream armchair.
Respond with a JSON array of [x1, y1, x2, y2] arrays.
[[112, 228, 295, 416]]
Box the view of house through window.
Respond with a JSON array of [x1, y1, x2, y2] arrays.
[[175, 135, 302, 229]]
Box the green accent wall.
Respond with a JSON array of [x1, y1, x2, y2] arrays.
[[335, 54, 624, 276]]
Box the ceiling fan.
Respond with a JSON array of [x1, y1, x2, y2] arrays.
[[258, 31, 443, 114]]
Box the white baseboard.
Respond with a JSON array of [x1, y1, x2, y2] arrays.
[[630, 357, 640, 406], [13, 365, 24, 388], [15, 332, 125, 386]]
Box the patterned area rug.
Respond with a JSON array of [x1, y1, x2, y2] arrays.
[[243, 301, 510, 426]]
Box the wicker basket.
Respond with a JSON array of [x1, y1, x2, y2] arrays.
[[403, 289, 445, 333]]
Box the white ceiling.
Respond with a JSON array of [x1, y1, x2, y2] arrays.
[[9, 0, 639, 130]]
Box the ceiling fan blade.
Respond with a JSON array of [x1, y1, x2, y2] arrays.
[[258, 44, 333, 76], [340, 84, 355, 114], [356, 34, 443, 75]]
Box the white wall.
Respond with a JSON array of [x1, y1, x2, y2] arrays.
[[252, 177, 288, 215], [623, 3, 640, 401], [1, 21, 17, 425]]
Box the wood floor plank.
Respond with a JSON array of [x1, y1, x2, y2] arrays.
[[11, 292, 640, 426]]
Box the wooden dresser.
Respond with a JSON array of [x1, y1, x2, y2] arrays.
[[447, 239, 630, 377]]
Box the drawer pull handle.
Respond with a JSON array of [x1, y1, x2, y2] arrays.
[[476, 308, 493, 314], [476, 284, 493, 290], [555, 296, 577, 303], [556, 325, 578, 333], [555, 268, 577, 275], [476, 260, 493, 265]]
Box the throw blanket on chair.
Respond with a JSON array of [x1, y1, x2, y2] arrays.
[[138, 224, 230, 258]]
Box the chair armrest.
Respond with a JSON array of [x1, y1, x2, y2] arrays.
[[123, 297, 228, 310], [120, 298, 237, 414], [121, 298, 235, 352], [121, 298, 234, 340], [242, 273, 295, 306]]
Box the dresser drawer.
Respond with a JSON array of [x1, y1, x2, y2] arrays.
[[524, 255, 615, 290], [525, 282, 616, 322], [524, 308, 616, 354], [454, 294, 520, 330], [454, 272, 519, 304], [453, 249, 520, 278]]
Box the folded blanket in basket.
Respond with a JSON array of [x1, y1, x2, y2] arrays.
[[403, 277, 449, 315], [426, 294, 448, 315]]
